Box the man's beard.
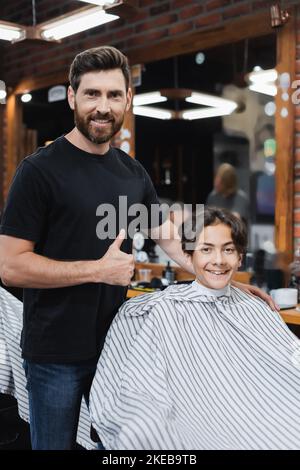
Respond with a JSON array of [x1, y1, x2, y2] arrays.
[[74, 103, 125, 145]]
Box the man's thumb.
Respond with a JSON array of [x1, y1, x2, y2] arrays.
[[111, 229, 126, 250]]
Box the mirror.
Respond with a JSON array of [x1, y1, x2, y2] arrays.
[[133, 35, 276, 260]]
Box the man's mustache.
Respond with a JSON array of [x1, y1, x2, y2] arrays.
[[89, 112, 114, 121]]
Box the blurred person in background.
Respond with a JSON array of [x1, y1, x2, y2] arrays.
[[206, 163, 249, 226]]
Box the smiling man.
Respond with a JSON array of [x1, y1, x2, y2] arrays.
[[68, 66, 130, 151], [90, 207, 300, 450], [0, 46, 171, 450], [0, 45, 203, 451]]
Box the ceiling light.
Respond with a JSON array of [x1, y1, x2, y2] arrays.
[[0, 2, 135, 43], [246, 68, 278, 97], [78, 0, 116, 5], [0, 80, 7, 101], [248, 68, 278, 84], [133, 92, 167, 106], [186, 92, 237, 112], [133, 106, 173, 120], [40, 7, 119, 40], [21, 93, 32, 103], [182, 106, 237, 120], [132, 89, 238, 120], [0, 22, 25, 42], [249, 83, 277, 96], [195, 52, 205, 65]]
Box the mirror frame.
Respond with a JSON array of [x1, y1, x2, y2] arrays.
[[4, 9, 296, 258]]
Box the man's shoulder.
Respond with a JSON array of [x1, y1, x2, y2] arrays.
[[112, 147, 145, 173], [25, 136, 63, 168]]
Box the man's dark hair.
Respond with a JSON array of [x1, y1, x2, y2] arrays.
[[181, 206, 247, 256], [69, 46, 131, 92]]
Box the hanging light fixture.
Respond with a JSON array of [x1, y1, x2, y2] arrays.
[[0, 20, 25, 42], [181, 105, 237, 121], [246, 67, 278, 96], [132, 88, 238, 120], [184, 92, 238, 119], [133, 91, 167, 106], [39, 7, 119, 41], [0, 1, 136, 43], [133, 106, 174, 120]]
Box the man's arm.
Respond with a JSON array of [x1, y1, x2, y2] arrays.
[[0, 230, 134, 288], [154, 237, 195, 274], [149, 218, 194, 274]]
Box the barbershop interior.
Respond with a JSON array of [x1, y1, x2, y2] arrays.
[[1, 0, 300, 454]]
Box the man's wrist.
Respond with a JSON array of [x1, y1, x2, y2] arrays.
[[88, 259, 102, 284]]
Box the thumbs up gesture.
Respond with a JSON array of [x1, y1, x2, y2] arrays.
[[96, 230, 135, 286]]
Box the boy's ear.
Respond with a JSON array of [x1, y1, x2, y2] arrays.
[[238, 253, 243, 268]]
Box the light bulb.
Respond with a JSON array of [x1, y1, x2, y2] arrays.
[[21, 93, 32, 103]]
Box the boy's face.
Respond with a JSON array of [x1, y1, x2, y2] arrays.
[[192, 223, 242, 290], [68, 68, 132, 144]]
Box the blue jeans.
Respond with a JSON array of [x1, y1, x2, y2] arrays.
[[23, 358, 98, 450]]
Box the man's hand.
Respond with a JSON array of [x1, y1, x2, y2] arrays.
[[96, 229, 134, 286], [232, 281, 280, 311]]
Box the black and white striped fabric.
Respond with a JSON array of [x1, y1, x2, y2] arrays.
[[89, 281, 300, 450], [0, 287, 97, 450]]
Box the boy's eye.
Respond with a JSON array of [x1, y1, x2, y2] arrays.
[[225, 247, 235, 253], [201, 247, 211, 253]]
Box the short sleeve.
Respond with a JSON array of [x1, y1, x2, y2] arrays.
[[0, 160, 49, 242]]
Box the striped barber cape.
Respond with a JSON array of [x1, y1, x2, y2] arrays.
[[0, 287, 97, 450], [89, 281, 300, 450]]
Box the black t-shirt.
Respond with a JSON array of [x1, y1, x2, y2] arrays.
[[0, 136, 161, 363]]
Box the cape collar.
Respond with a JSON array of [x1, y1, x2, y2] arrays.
[[191, 280, 231, 298], [162, 281, 232, 303], [125, 281, 234, 317]]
